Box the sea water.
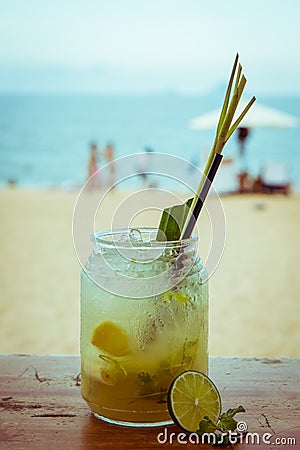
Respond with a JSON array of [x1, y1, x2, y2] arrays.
[[0, 93, 299, 190]]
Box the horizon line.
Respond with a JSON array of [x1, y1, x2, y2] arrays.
[[0, 89, 300, 98]]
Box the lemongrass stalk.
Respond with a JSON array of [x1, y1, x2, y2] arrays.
[[216, 53, 239, 136], [195, 54, 240, 193], [181, 55, 240, 234], [233, 64, 243, 97], [180, 55, 256, 239], [216, 75, 246, 149], [181, 56, 241, 238], [225, 96, 256, 141]]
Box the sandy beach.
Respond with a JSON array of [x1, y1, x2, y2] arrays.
[[0, 187, 299, 358]]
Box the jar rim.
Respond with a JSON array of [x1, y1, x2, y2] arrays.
[[91, 227, 198, 250]]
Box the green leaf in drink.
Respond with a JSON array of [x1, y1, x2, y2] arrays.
[[156, 198, 193, 241], [161, 289, 190, 306]]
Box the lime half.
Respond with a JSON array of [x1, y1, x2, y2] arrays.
[[167, 370, 221, 432]]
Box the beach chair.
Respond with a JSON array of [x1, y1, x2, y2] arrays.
[[260, 162, 291, 195]]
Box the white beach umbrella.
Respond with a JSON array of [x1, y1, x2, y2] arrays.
[[190, 100, 299, 192], [190, 99, 299, 160], [189, 100, 299, 130]]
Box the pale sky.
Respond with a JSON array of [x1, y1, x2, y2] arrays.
[[0, 0, 299, 94]]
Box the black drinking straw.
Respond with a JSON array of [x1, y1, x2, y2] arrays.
[[182, 152, 223, 239]]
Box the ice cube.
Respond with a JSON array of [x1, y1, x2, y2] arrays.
[[129, 228, 143, 245]]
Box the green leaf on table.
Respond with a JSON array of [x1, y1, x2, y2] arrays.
[[197, 405, 246, 446], [198, 416, 218, 434], [218, 405, 245, 431], [156, 198, 193, 241]]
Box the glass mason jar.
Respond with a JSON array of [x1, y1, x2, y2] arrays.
[[80, 228, 208, 427]]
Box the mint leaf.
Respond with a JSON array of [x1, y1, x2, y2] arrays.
[[137, 371, 152, 383], [198, 416, 218, 434], [218, 405, 245, 432], [156, 198, 193, 241], [218, 416, 238, 432], [172, 290, 190, 306], [162, 289, 190, 306], [197, 406, 246, 446]]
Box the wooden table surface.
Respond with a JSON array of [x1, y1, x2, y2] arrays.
[[0, 355, 299, 449]]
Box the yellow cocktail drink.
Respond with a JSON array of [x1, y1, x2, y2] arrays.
[[80, 229, 208, 426]]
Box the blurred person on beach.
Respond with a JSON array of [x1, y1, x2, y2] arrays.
[[236, 127, 253, 193], [104, 142, 116, 190], [87, 142, 101, 188]]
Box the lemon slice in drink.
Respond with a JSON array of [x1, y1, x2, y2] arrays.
[[91, 321, 131, 357], [167, 370, 221, 432]]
